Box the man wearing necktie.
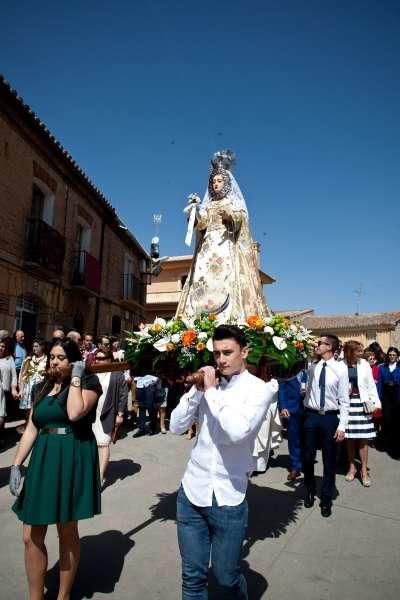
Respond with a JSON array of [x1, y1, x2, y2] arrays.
[[303, 335, 350, 517]]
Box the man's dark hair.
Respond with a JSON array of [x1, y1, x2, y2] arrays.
[[212, 325, 247, 348], [320, 333, 340, 354]]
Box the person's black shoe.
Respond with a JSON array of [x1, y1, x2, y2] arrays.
[[133, 429, 146, 438], [304, 489, 315, 508], [320, 503, 332, 518]]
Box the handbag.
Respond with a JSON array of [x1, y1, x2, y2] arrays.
[[362, 399, 375, 414]]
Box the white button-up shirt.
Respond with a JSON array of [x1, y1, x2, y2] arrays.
[[170, 370, 275, 507], [304, 357, 350, 431]]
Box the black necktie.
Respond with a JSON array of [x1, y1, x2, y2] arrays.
[[319, 361, 327, 412]]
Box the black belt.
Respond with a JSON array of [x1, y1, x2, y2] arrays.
[[305, 407, 339, 416], [41, 426, 72, 435]]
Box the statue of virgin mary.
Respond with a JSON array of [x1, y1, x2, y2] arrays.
[[176, 150, 271, 322]]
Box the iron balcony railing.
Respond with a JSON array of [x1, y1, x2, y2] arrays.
[[122, 273, 146, 306], [25, 218, 66, 276]]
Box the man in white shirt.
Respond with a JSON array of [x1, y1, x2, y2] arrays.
[[170, 325, 275, 599], [303, 334, 350, 517]]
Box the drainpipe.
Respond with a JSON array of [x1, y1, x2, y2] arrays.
[[55, 182, 70, 324], [93, 218, 106, 337]]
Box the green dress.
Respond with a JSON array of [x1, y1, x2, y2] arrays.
[[13, 375, 102, 525]]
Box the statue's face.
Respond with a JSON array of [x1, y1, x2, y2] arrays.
[[212, 175, 224, 193]]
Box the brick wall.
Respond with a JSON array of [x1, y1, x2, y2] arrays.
[[0, 95, 147, 340]]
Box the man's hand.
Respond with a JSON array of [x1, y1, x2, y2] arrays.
[[115, 414, 124, 426], [11, 388, 19, 400], [200, 366, 218, 391], [334, 429, 345, 442], [280, 408, 290, 419]]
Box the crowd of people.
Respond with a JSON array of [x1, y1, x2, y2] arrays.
[[266, 337, 400, 527], [1, 322, 400, 599]]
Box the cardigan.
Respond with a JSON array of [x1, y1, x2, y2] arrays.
[[0, 356, 17, 390], [100, 371, 128, 435]]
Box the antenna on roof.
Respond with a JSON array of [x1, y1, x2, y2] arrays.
[[353, 283, 365, 315]]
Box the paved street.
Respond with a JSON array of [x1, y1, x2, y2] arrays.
[[0, 424, 399, 600]]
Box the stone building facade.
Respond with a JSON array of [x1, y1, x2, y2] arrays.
[[298, 312, 400, 351], [0, 76, 149, 341]]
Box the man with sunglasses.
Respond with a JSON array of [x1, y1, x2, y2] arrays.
[[303, 334, 350, 517]]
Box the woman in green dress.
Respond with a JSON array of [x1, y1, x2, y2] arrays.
[[9, 338, 102, 600]]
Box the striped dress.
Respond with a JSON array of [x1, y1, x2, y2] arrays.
[[346, 365, 376, 439]]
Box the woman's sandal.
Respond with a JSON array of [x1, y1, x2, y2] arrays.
[[345, 471, 356, 482], [361, 476, 371, 487]]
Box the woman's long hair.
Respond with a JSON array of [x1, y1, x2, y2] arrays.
[[32, 339, 82, 406], [367, 341, 386, 364], [343, 340, 362, 366], [0, 336, 14, 358]]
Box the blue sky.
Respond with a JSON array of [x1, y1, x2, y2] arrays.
[[2, 1, 399, 314]]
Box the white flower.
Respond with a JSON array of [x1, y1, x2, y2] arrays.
[[263, 326, 274, 335], [134, 328, 151, 339], [273, 335, 287, 351], [268, 378, 279, 393], [206, 338, 214, 352], [181, 317, 195, 329], [198, 332, 207, 340], [171, 333, 181, 344], [153, 337, 170, 352], [289, 324, 298, 332], [153, 317, 167, 329], [264, 317, 273, 325]]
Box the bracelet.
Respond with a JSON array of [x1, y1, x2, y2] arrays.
[[71, 376, 81, 387]]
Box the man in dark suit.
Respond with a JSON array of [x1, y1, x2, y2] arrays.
[[278, 370, 307, 481], [303, 334, 350, 517]]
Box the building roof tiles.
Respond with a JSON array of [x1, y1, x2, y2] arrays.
[[301, 311, 400, 330]]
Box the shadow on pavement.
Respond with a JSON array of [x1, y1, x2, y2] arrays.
[[0, 464, 26, 489], [102, 459, 141, 491], [44, 490, 178, 598], [44, 480, 302, 598], [0, 426, 21, 455], [45, 529, 136, 599]]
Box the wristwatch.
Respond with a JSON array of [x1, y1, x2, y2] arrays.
[[71, 376, 81, 387]]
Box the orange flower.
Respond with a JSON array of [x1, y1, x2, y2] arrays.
[[166, 342, 175, 352], [295, 341, 304, 350], [196, 341, 206, 351], [208, 314, 216, 321], [182, 330, 197, 347], [246, 315, 264, 330]]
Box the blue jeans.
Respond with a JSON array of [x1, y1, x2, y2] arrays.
[[176, 486, 248, 600]]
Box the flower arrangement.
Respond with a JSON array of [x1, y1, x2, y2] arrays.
[[125, 313, 315, 373]]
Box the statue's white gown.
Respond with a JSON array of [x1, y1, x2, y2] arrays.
[[176, 196, 270, 322]]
